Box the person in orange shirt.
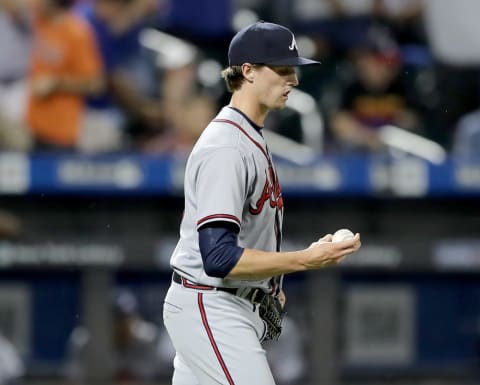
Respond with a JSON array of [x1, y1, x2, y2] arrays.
[[26, 0, 104, 150]]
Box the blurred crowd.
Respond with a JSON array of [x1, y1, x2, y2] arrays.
[[1, 0, 480, 158]]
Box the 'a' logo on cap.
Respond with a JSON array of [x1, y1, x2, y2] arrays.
[[289, 34, 297, 51]]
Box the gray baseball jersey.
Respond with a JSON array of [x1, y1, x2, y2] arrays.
[[170, 106, 284, 291]]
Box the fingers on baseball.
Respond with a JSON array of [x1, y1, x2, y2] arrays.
[[309, 235, 361, 268], [337, 233, 361, 256], [308, 234, 333, 249], [318, 234, 333, 243], [337, 233, 360, 248]]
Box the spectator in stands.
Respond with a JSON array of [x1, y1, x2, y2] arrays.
[[138, 59, 216, 154], [0, 0, 32, 151], [372, 0, 425, 46], [64, 289, 174, 384], [26, 0, 104, 151], [0, 332, 24, 385], [291, 0, 376, 55], [77, 0, 165, 153], [79, 0, 220, 154], [423, 0, 480, 149], [330, 28, 421, 153]]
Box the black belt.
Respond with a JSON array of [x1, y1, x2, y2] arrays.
[[172, 271, 267, 304]]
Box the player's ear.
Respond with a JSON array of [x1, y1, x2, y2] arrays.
[[241, 63, 255, 83]]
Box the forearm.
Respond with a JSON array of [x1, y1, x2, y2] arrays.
[[110, 74, 147, 114], [394, 109, 419, 131], [110, 74, 163, 126], [227, 233, 362, 280], [332, 111, 381, 149], [227, 248, 309, 280], [56, 75, 105, 96]]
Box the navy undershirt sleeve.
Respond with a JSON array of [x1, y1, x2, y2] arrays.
[[198, 221, 244, 278]]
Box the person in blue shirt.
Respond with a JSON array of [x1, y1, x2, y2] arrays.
[[76, 0, 163, 152]]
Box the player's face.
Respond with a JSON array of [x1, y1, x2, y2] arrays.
[[254, 65, 299, 110]]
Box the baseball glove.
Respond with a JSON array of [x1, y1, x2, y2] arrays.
[[258, 294, 284, 341]]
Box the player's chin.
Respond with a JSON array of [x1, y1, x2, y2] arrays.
[[270, 99, 288, 110]]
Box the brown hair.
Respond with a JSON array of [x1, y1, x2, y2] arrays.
[[221, 66, 246, 93]]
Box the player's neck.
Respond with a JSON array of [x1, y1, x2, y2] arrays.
[[229, 93, 268, 127]]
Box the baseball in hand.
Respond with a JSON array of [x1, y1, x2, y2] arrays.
[[332, 228, 354, 242]]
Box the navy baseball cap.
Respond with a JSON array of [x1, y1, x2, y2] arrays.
[[228, 21, 320, 66]]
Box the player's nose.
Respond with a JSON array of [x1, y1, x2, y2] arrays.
[[288, 73, 299, 87]]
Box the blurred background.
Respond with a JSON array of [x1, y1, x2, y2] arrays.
[[0, 0, 480, 384]]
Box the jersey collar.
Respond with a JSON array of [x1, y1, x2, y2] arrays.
[[227, 106, 264, 135]]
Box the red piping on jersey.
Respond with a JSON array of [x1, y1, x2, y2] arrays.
[[181, 277, 214, 290], [197, 214, 241, 227], [198, 293, 236, 385], [211, 117, 283, 293], [212, 118, 269, 161]]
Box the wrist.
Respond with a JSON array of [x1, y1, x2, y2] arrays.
[[294, 249, 310, 272]]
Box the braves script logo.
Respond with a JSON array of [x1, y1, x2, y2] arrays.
[[249, 165, 283, 215]]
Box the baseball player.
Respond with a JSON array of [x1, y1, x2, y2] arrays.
[[163, 21, 361, 385]]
